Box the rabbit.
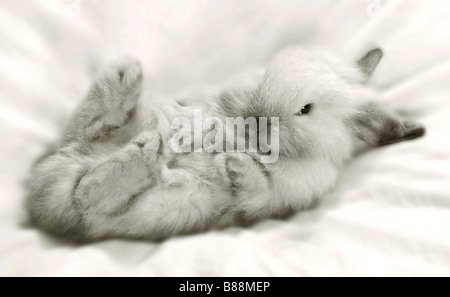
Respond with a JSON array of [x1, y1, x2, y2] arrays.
[[28, 46, 425, 241]]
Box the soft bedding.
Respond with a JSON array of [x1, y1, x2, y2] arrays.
[[1, 0, 450, 276]]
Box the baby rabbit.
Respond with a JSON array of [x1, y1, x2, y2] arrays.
[[28, 47, 425, 241]]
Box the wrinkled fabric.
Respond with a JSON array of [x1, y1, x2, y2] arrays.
[[0, 0, 449, 276]]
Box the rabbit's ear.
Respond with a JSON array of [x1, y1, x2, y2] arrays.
[[357, 48, 383, 78], [350, 104, 425, 146]]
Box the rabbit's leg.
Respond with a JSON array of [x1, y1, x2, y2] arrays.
[[225, 153, 273, 222], [62, 58, 143, 146], [74, 131, 162, 216]]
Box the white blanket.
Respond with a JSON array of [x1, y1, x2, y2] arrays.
[[1, 0, 450, 276]]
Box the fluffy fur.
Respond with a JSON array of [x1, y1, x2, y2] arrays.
[[28, 47, 425, 241]]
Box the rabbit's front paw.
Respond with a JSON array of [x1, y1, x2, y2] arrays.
[[225, 153, 271, 199], [225, 154, 250, 195], [132, 131, 163, 165]]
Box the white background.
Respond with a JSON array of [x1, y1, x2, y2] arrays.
[[0, 0, 450, 276]]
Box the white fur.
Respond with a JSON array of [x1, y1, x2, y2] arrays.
[[29, 46, 424, 241]]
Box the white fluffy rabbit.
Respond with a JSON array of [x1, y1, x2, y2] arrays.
[[29, 47, 425, 241]]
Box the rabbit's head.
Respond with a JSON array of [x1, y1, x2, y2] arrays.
[[222, 47, 425, 165]]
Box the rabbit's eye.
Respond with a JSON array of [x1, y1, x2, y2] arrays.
[[296, 104, 313, 116]]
